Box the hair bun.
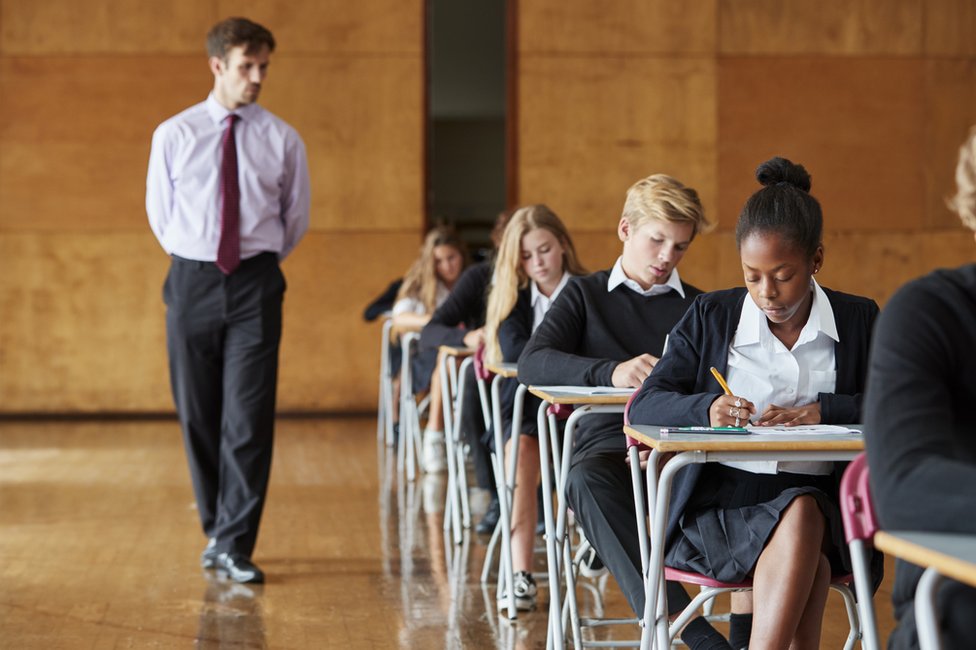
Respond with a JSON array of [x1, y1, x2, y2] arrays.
[[756, 156, 811, 192]]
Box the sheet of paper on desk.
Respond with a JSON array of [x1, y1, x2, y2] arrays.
[[541, 385, 634, 395], [746, 424, 861, 435]]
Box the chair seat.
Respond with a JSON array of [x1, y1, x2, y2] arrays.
[[664, 566, 853, 590]]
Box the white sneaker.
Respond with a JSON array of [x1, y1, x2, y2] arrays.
[[422, 473, 445, 513], [497, 571, 537, 611], [422, 429, 446, 473]]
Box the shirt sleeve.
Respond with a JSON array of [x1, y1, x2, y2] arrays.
[[278, 132, 310, 260], [146, 123, 176, 252], [392, 296, 424, 317]]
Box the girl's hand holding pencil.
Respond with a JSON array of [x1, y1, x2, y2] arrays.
[[708, 366, 756, 427]]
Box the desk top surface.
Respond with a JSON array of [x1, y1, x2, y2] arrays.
[[528, 386, 634, 405], [874, 531, 976, 587], [438, 345, 475, 357], [484, 362, 518, 378], [624, 424, 864, 452]]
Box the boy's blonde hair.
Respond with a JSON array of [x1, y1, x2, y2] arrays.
[[621, 174, 712, 237], [948, 127, 976, 232]]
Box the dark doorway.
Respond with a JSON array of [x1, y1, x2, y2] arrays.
[[426, 0, 511, 259]]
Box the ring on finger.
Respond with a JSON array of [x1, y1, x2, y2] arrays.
[[735, 417, 741, 427], [728, 406, 734, 417], [734, 398, 742, 408]]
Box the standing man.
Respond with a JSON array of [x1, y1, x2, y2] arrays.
[[146, 17, 309, 584]]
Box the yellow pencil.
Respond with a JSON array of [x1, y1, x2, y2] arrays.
[[709, 366, 732, 396]]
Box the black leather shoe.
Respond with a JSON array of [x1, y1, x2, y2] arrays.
[[215, 553, 265, 584], [201, 538, 218, 569], [475, 496, 500, 534]]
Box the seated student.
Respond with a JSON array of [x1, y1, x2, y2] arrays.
[[864, 128, 976, 649], [630, 157, 880, 649], [518, 174, 732, 648], [482, 204, 587, 610], [420, 211, 511, 526], [392, 225, 467, 468]]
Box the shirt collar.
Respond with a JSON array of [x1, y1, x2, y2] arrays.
[[607, 257, 685, 298], [736, 278, 838, 347], [531, 271, 571, 307], [205, 93, 258, 125]]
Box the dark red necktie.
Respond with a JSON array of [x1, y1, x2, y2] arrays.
[[216, 114, 240, 274]]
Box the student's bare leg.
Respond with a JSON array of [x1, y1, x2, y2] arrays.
[[507, 434, 540, 573], [427, 363, 443, 431], [750, 495, 827, 650]]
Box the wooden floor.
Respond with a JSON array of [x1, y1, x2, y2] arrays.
[[0, 416, 897, 649]]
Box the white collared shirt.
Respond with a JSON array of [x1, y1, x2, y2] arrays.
[[531, 272, 571, 331], [607, 257, 685, 298], [147, 94, 310, 262], [724, 279, 838, 475], [392, 281, 450, 317]]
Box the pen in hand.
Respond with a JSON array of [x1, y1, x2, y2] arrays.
[[710, 366, 732, 396], [709, 366, 754, 427]]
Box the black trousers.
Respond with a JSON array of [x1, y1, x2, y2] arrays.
[[164, 253, 285, 558], [565, 430, 691, 617]]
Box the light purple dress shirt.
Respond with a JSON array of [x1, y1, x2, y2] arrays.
[[146, 94, 310, 261]]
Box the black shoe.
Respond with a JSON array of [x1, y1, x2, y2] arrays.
[[578, 546, 608, 579], [215, 553, 265, 584], [475, 496, 500, 534], [201, 538, 218, 569]]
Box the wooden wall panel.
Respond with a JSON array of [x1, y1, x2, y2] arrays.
[[0, 57, 210, 231], [718, 57, 925, 233], [0, 2, 425, 413], [519, 56, 717, 232], [924, 0, 976, 56], [278, 231, 419, 411], [261, 56, 424, 233], [719, 0, 921, 55], [216, 0, 422, 54], [518, 0, 716, 54], [0, 1, 217, 54], [0, 233, 172, 412], [924, 60, 976, 229], [824, 231, 976, 304]]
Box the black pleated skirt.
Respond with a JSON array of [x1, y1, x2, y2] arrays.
[[664, 463, 848, 584]]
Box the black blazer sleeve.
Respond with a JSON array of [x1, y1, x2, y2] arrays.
[[498, 289, 533, 362], [517, 279, 618, 387], [362, 278, 402, 322], [420, 262, 489, 350]]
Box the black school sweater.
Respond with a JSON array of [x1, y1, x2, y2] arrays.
[[517, 270, 701, 453]]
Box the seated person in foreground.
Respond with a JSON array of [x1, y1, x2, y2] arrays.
[[518, 174, 733, 649], [864, 127, 976, 649], [630, 157, 880, 649]]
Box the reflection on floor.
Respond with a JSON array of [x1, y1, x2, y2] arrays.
[[0, 417, 895, 648]]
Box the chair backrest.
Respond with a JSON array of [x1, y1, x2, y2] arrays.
[[473, 344, 492, 382], [623, 389, 648, 451], [839, 452, 879, 544]]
